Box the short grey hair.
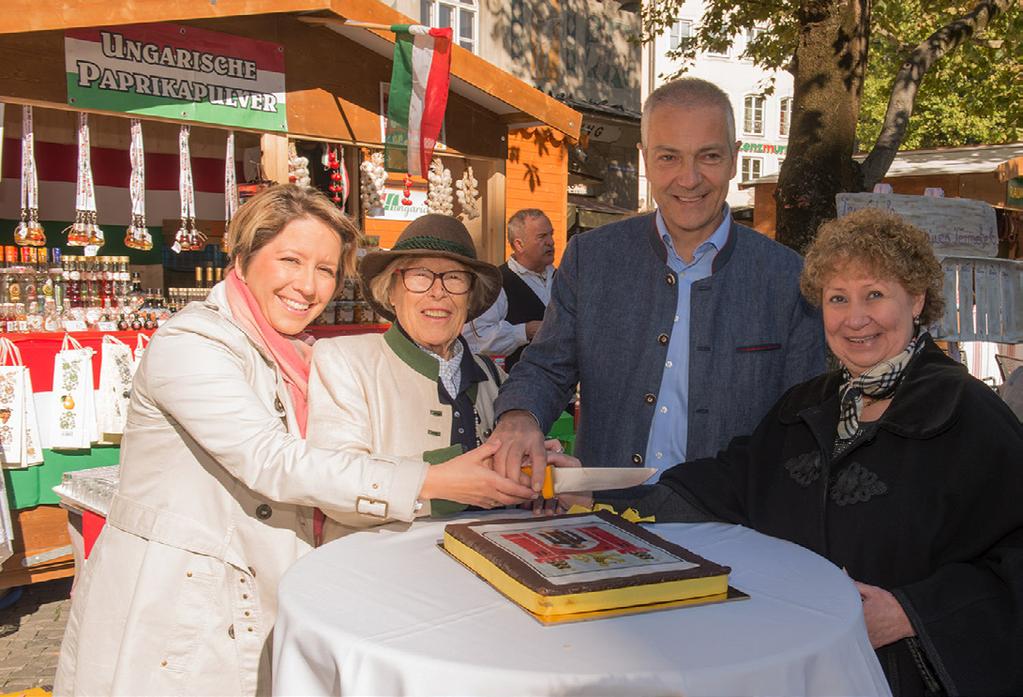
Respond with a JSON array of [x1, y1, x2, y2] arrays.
[[367, 255, 499, 316], [641, 77, 736, 152], [507, 209, 550, 245]]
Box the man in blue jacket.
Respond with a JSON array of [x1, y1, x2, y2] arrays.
[[493, 77, 825, 490]]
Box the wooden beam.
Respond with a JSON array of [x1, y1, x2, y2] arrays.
[[483, 160, 507, 266], [261, 133, 290, 184]]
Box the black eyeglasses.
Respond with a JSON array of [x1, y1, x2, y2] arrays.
[[395, 267, 476, 295]]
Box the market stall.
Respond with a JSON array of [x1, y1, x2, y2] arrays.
[[0, 0, 581, 586]]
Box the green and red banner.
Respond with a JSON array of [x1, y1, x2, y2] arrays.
[[65, 23, 287, 132], [385, 25, 452, 176]]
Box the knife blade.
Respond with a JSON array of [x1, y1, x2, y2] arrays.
[[522, 466, 657, 498]]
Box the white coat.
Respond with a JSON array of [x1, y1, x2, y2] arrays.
[[54, 283, 428, 696], [308, 326, 502, 535]]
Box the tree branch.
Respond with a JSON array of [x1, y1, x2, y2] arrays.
[[860, 0, 1016, 189]]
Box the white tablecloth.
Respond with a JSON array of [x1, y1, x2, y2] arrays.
[[274, 514, 891, 696]]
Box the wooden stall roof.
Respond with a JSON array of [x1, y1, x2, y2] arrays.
[[0, 0, 580, 139], [741, 142, 1023, 188]]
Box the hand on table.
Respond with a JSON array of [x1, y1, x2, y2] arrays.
[[854, 580, 915, 648], [419, 439, 536, 509], [491, 410, 547, 493]]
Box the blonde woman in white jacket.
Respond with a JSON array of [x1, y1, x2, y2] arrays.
[[54, 186, 535, 696]]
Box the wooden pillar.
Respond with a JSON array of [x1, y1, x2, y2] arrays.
[[261, 133, 289, 184], [482, 159, 507, 266]]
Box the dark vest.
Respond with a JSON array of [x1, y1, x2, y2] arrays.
[[499, 261, 548, 370]]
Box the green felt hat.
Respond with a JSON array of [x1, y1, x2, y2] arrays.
[[359, 214, 502, 321]]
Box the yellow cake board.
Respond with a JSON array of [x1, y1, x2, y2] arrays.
[[529, 585, 749, 625], [438, 543, 749, 625]]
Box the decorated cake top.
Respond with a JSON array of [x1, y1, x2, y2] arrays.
[[444, 510, 730, 597]]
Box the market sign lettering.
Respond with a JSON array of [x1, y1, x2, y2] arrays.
[[739, 142, 787, 156], [65, 23, 286, 132], [370, 187, 429, 221], [837, 192, 998, 258]]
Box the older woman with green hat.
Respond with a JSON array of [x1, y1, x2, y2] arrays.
[[308, 214, 535, 536]]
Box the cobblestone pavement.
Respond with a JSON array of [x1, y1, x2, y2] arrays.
[[0, 578, 72, 693]]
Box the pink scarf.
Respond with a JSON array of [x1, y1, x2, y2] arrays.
[[224, 269, 324, 541]]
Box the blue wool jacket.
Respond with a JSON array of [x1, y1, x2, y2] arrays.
[[494, 212, 825, 467]]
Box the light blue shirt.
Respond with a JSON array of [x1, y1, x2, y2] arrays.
[[645, 206, 732, 480]]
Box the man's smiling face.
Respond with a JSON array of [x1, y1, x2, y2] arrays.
[[643, 102, 737, 243]]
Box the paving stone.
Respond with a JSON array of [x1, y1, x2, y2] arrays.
[[0, 578, 72, 691]]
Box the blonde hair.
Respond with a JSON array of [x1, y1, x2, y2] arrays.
[[225, 184, 360, 285], [366, 255, 500, 315], [801, 208, 945, 325]]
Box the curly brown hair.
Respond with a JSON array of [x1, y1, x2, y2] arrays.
[[800, 208, 945, 325]]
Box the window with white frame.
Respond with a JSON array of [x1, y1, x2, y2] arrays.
[[421, 0, 477, 53], [669, 19, 693, 51], [743, 95, 765, 135], [741, 156, 763, 183], [779, 97, 792, 137]]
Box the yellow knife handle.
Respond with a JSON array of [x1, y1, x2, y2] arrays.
[[521, 465, 556, 499]]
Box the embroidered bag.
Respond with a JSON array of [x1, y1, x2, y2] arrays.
[[132, 332, 150, 371], [0, 338, 44, 468], [51, 334, 97, 450], [96, 334, 135, 440]]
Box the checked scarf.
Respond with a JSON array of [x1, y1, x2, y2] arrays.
[[837, 329, 925, 443]]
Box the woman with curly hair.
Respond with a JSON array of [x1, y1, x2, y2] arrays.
[[556, 208, 1023, 695]]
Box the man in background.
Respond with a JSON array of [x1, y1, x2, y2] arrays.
[[463, 209, 555, 371]]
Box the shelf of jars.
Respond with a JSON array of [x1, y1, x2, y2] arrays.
[[0, 243, 387, 337]]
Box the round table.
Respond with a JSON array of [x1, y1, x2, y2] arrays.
[[273, 514, 891, 696]]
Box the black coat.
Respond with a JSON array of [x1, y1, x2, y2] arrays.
[[646, 337, 1023, 696]]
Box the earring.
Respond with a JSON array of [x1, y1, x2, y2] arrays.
[[913, 315, 921, 327]]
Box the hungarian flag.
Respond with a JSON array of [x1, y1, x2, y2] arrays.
[[385, 25, 453, 176]]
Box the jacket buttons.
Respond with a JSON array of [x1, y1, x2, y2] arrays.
[[228, 624, 235, 639], [274, 397, 285, 413], [644, 393, 655, 404], [256, 504, 272, 520], [657, 333, 669, 346], [666, 273, 676, 286], [632, 453, 644, 464]]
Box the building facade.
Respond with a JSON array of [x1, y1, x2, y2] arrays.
[[640, 0, 793, 211]]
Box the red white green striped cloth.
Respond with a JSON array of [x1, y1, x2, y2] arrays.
[[385, 25, 453, 176]]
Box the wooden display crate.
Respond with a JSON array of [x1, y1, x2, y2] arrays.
[[0, 504, 74, 590]]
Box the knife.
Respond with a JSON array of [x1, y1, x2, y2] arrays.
[[521, 465, 657, 499]]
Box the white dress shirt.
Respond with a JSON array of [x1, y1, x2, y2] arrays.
[[462, 256, 555, 356]]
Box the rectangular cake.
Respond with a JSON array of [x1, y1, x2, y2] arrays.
[[443, 510, 730, 617]]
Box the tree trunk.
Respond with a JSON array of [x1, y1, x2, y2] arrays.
[[775, 0, 870, 254]]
